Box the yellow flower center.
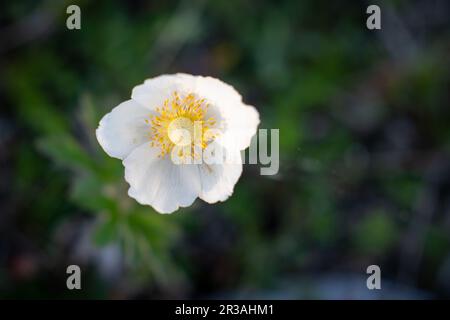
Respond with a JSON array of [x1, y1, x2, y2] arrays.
[[147, 92, 218, 159]]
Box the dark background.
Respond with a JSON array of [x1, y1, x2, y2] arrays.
[[0, 0, 449, 299]]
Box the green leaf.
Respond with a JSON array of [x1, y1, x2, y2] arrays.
[[93, 217, 118, 246], [354, 210, 398, 256], [70, 173, 116, 212], [37, 135, 97, 172]]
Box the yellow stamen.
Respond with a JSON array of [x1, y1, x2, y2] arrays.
[[148, 92, 219, 160]]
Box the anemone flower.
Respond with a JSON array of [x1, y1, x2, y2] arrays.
[[96, 74, 259, 213]]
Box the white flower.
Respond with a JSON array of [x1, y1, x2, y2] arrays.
[[96, 74, 259, 213]]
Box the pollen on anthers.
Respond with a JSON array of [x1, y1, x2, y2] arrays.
[[145, 91, 219, 161]]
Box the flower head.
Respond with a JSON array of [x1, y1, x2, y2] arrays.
[[96, 74, 259, 213]]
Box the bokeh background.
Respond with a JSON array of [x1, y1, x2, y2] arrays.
[[1, 0, 449, 299]]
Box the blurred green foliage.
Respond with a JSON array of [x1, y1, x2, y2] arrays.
[[1, 0, 449, 298]]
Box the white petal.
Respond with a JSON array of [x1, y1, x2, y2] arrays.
[[198, 151, 243, 203], [131, 73, 197, 111], [130, 74, 260, 151], [123, 143, 201, 214], [220, 102, 260, 150], [96, 100, 151, 160], [195, 76, 260, 150], [195, 76, 243, 105]]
